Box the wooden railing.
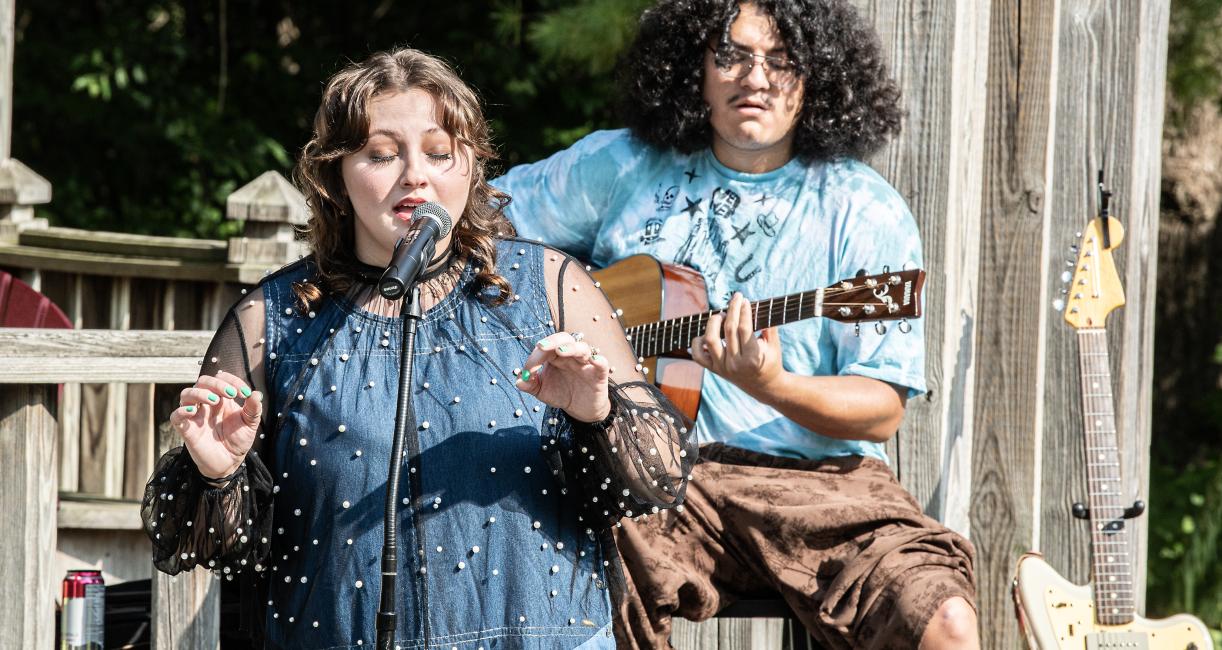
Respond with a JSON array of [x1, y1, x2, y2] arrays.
[[0, 328, 220, 648]]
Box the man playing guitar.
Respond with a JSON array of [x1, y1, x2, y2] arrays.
[[492, 1, 979, 647]]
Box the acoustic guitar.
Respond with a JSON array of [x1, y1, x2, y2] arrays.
[[1011, 214, 1213, 649], [591, 254, 924, 420]]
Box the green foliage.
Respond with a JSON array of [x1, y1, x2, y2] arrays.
[[526, 0, 653, 76], [1167, 0, 1222, 114], [1147, 458, 1222, 633], [12, 0, 645, 238]]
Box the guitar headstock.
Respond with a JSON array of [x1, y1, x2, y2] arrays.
[[822, 268, 925, 325], [1062, 217, 1125, 329]]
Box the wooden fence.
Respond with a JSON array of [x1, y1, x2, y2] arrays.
[[0, 0, 1171, 648]]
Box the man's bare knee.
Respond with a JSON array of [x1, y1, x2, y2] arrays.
[[918, 596, 979, 650]]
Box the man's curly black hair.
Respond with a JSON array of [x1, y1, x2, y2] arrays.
[[618, 0, 903, 162]]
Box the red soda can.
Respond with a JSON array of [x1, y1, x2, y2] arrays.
[[61, 569, 105, 649]]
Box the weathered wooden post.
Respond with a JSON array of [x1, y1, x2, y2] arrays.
[[0, 0, 50, 247], [0, 383, 58, 648], [150, 421, 221, 650], [225, 169, 309, 268], [0, 1, 56, 648], [969, 2, 1168, 647]]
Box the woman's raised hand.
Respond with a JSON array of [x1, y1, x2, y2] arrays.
[[515, 332, 611, 424], [171, 369, 262, 480]]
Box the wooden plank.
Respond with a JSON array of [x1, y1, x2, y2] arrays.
[[0, 0, 12, 161], [1118, 2, 1169, 610], [969, 0, 1061, 647], [721, 618, 783, 649], [58, 495, 141, 530], [56, 529, 152, 584], [0, 242, 254, 282], [18, 265, 40, 291], [78, 274, 110, 496], [124, 382, 156, 498], [124, 278, 159, 499], [672, 619, 720, 650], [0, 327, 215, 358], [43, 271, 82, 491], [0, 328, 214, 383], [1, 358, 209, 384], [152, 419, 220, 650], [103, 277, 132, 498], [18, 226, 228, 262], [851, 0, 990, 534], [0, 383, 58, 649], [1037, 0, 1168, 609]]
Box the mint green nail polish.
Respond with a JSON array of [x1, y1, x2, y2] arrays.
[[224, 386, 237, 398], [206, 393, 219, 403], [537, 340, 551, 349], [240, 386, 252, 398], [558, 345, 569, 353], [185, 405, 197, 414], [520, 368, 531, 381]]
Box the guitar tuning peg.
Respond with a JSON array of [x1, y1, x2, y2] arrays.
[[1052, 298, 1065, 312], [874, 322, 887, 335], [1070, 245, 1079, 252], [898, 319, 912, 334], [1060, 288, 1069, 295], [1065, 260, 1074, 267], [1075, 231, 1082, 238], [1060, 271, 1072, 283]]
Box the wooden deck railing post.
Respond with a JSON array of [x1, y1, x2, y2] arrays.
[[0, 383, 58, 648], [225, 170, 308, 267], [151, 418, 220, 650], [0, 0, 51, 244]]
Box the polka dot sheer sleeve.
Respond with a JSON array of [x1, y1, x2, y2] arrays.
[[541, 251, 697, 528], [141, 289, 275, 578]]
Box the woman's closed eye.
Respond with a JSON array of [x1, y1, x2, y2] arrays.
[[369, 152, 398, 165]]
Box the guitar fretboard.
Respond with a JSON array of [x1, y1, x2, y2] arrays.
[[1077, 329, 1134, 625], [625, 289, 823, 358]]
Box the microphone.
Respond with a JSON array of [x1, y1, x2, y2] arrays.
[[378, 202, 454, 300]]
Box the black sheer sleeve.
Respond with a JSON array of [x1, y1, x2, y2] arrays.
[[540, 251, 697, 529], [141, 288, 275, 578]]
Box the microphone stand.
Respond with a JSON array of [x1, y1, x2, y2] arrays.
[[377, 284, 422, 650]]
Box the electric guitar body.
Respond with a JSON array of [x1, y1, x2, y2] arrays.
[[1014, 552, 1212, 649]]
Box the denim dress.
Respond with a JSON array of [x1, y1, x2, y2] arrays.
[[144, 239, 695, 649], [255, 241, 617, 649]]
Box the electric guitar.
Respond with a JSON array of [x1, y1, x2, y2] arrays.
[[591, 254, 924, 420], [1011, 214, 1214, 649]]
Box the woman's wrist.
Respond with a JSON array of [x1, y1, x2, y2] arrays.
[[196, 456, 245, 485], [567, 399, 617, 428]]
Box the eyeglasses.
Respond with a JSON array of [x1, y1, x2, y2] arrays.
[[707, 44, 799, 90]]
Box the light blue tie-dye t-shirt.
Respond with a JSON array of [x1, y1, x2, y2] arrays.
[[493, 129, 925, 463]]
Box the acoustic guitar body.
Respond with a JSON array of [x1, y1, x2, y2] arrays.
[[591, 255, 708, 421]]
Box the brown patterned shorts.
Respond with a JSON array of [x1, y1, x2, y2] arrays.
[[612, 443, 976, 649]]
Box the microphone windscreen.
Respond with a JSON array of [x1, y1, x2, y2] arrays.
[[413, 201, 453, 237]]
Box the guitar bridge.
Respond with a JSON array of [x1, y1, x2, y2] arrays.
[[1085, 631, 1149, 649]]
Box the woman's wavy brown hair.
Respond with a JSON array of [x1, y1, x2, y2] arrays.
[[293, 47, 515, 307]]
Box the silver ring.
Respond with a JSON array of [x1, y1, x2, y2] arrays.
[[572, 332, 585, 342]]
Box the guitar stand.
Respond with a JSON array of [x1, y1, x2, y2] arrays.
[[1071, 499, 1145, 531]]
